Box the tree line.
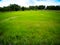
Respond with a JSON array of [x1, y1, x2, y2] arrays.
[[0, 4, 60, 12]]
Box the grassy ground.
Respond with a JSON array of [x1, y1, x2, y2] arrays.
[[0, 10, 60, 45]]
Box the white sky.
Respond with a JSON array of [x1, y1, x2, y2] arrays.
[[0, 0, 60, 7]]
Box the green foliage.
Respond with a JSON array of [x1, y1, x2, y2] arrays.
[[46, 6, 60, 10], [0, 10, 60, 45], [38, 5, 45, 9], [0, 4, 60, 12], [56, 6, 60, 10], [9, 4, 21, 11], [0, 4, 21, 12]]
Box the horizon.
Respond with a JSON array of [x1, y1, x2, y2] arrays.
[[0, 0, 60, 7]]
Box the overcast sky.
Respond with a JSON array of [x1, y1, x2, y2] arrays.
[[0, 0, 60, 7]]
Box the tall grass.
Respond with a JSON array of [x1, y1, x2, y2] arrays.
[[0, 10, 60, 45]]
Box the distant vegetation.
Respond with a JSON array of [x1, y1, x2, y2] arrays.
[[0, 4, 60, 12]]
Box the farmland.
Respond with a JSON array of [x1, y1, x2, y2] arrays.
[[0, 10, 60, 45]]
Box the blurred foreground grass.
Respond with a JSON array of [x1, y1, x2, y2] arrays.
[[0, 10, 60, 45]]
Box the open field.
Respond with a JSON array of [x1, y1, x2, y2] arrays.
[[0, 10, 60, 45]]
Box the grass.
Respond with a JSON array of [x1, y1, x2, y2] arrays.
[[0, 10, 60, 45]]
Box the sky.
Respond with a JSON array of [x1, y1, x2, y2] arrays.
[[0, 0, 60, 7]]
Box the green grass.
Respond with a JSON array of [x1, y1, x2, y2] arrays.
[[0, 10, 60, 45]]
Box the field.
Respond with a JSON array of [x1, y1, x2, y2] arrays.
[[0, 10, 60, 45]]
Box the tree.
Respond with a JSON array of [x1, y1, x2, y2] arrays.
[[0, 7, 2, 11], [0, 4, 21, 12], [38, 5, 45, 10], [0, 4, 60, 12], [21, 7, 25, 11], [46, 6, 56, 10], [9, 4, 21, 11], [56, 6, 60, 10], [29, 6, 35, 10], [34, 6, 38, 10]]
